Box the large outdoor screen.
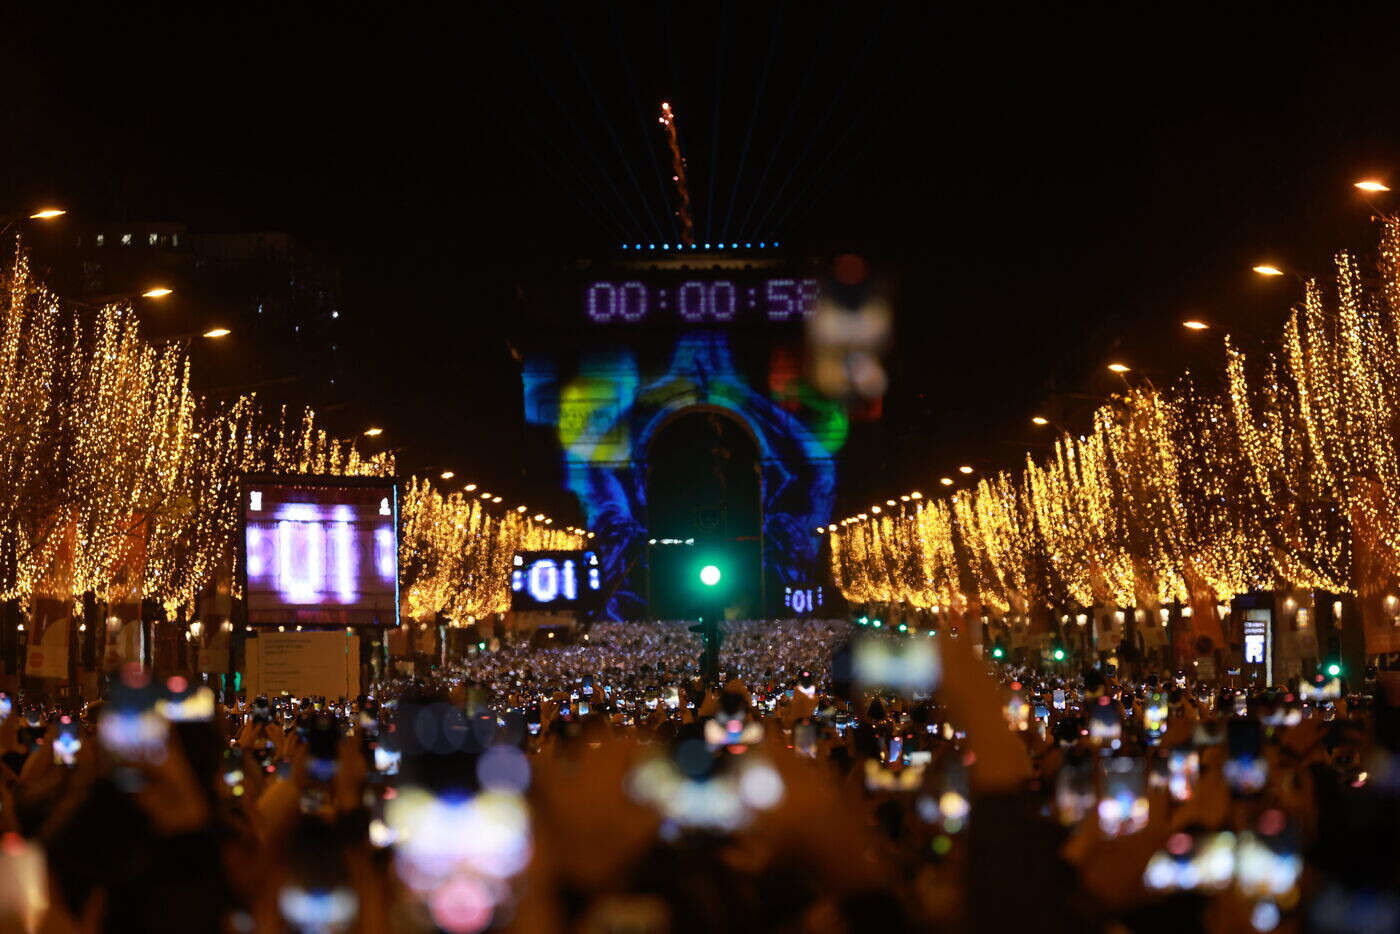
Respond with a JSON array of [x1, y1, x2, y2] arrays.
[[511, 550, 602, 611], [243, 478, 399, 626]]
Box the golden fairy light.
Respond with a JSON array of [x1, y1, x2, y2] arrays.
[[829, 217, 1400, 634], [0, 240, 578, 629], [399, 476, 583, 624]]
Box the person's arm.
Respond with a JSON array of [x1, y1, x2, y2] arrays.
[[934, 629, 1031, 793]]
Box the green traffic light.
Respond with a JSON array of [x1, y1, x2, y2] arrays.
[[897, 623, 907, 633], [699, 564, 722, 587], [992, 647, 1004, 658], [1053, 648, 1065, 661], [1326, 662, 1342, 677]]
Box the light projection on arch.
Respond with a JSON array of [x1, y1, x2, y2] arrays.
[[525, 331, 839, 619]]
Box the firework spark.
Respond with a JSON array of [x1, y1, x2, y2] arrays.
[[658, 102, 696, 246]]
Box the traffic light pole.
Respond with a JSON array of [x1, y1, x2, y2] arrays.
[[691, 616, 722, 684], [690, 562, 725, 684]]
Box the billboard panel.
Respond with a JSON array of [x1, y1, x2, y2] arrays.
[[245, 631, 360, 699], [243, 477, 399, 626], [510, 550, 602, 611]]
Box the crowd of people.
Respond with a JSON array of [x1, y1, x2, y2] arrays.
[[0, 616, 1395, 933]]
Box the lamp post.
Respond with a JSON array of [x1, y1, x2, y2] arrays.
[[160, 327, 232, 344], [1355, 178, 1394, 221], [67, 286, 177, 309], [690, 561, 725, 683], [0, 207, 65, 240]]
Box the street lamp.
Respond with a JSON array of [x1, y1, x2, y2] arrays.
[[363, 426, 383, 437], [440, 470, 455, 480], [1182, 319, 1209, 330], [1031, 415, 1050, 426], [1, 206, 66, 239], [161, 328, 230, 343], [1107, 363, 1130, 374], [1355, 178, 1395, 221], [939, 477, 954, 486], [958, 465, 973, 475], [70, 286, 184, 308], [1252, 264, 1285, 277]]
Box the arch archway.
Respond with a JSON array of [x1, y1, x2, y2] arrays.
[[559, 331, 837, 619], [645, 407, 762, 619]]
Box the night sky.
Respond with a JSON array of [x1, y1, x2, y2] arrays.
[[5, 2, 1400, 520]]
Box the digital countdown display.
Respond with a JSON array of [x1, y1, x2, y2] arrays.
[[584, 276, 821, 324], [511, 550, 602, 610], [243, 479, 399, 626], [784, 585, 825, 616]]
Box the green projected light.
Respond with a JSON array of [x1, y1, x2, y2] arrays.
[[699, 564, 722, 587]]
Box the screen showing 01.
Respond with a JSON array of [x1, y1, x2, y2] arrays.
[[511, 551, 602, 610], [244, 481, 398, 626]]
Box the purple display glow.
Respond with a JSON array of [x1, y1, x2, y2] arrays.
[[584, 277, 820, 324], [245, 482, 398, 625]]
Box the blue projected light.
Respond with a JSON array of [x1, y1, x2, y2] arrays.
[[622, 241, 796, 252], [552, 331, 837, 619]]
